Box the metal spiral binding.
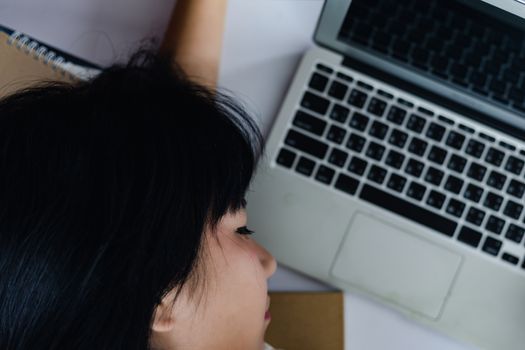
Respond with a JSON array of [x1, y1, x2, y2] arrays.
[[6, 31, 73, 79]]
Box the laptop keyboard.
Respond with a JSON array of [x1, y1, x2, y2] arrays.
[[337, 0, 525, 116], [276, 62, 525, 271]]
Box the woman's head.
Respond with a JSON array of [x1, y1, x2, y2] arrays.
[[0, 52, 275, 350]]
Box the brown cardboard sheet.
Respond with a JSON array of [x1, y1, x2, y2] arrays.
[[266, 291, 344, 350]]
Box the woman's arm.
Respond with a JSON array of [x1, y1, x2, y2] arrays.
[[160, 0, 228, 87]]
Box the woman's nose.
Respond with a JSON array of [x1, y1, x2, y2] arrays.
[[255, 240, 277, 278]]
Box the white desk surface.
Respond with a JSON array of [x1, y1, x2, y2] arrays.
[[1, 0, 477, 349]]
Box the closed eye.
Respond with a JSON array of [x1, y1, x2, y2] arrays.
[[235, 226, 254, 235]]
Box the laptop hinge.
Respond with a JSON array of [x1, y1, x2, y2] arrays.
[[342, 56, 525, 142]]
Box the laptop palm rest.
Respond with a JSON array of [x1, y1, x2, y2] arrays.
[[331, 212, 463, 320]]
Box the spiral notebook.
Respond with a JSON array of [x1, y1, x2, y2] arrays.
[[0, 24, 101, 98]]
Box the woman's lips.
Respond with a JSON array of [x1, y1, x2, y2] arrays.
[[264, 296, 271, 320], [264, 310, 271, 320]]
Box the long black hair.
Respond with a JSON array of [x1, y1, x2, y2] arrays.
[[0, 52, 262, 349]]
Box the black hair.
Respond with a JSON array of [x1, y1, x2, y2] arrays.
[[0, 51, 262, 349]]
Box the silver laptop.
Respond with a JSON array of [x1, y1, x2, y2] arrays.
[[247, 1, 525, 349]]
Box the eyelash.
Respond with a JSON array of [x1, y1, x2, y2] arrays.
[[235, 226, 255, 235]]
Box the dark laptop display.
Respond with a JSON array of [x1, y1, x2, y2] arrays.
[[338, 0, 525, 117]]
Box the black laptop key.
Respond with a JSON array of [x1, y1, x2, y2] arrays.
[[346, 133, 366, 153], [329, 104, 350, 124], [385, 150, 405, 169], [276, 148, 297, 168], [359, 184, 457, 237], [424, 166, 444, 186], [427, 190, 446, 209], [426, 122, 446, 142], [506, 224, 525, 244], [349, 112, 369, 131], [465, 139, 485, 158], [316, 63, 333, 74], [458, 124, 475, 134], [444, 175, 464, 194], [368, 120, 389, 140], [377, 90, 393, 99], [437, 115, 453, 125], [334, 173, 359, 195], [464, 183, 484, 202], [388, 129, 408, 148], [357, 81, 373, 91], [328, 148, 349, 168], [458, 226, 483, 248], [326, 125, 347, 144], [348, 89, 368, 108], [486, 215, 505, 234], [328, 81, 348, 100], [368, 98, 387, 117], [405, 158, 424, 177], [407, 181, 427, 201], [446, 153, 466, 172], [295, 156, 316, 176], [482, 236, 502, 256], [387, 173, 407, 192], [487, 170, 507, 190], [507, 179, 525, 198], [446, 198, 466, 218], [500, 141, 516, 151], [293, 111, 327, 136], [445, 131, 466, 150], [505, 224, 525, 244], [315, 165, 336, 185], [428, 146, 448, 165], [505, 156, 524, 175], [408, 137, 428, 156], [502, 253, 519, 265], [387, 106, 407, 125], [485, 147, 505, 167], [406, 114, 426, 133], [365, 142, 386, 161], [466, 207, 486, 226], [367, 165, 387, 184], [336, 72, 353, 83], [348, 156, 368, 176], [309, 72, 329, 92], [301, 91, 330, 115], [466, 162, 487, 182], [503, 200, 523, 219], [484, 192, 504, 211], [285, 129, 329, 159]]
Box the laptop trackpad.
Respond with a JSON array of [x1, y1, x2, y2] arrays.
[[331, 212, 462, 319]]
